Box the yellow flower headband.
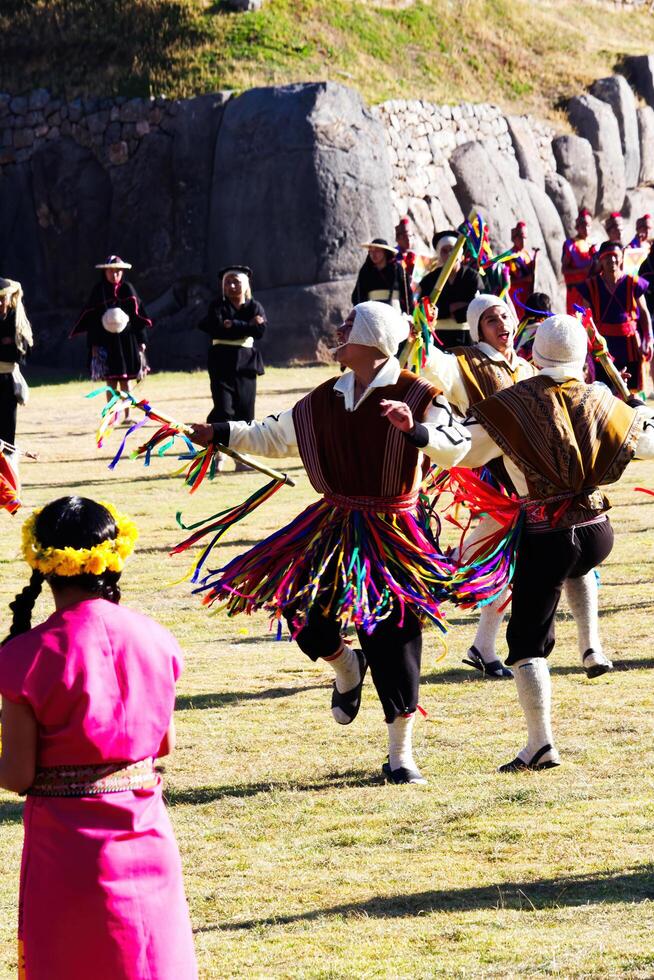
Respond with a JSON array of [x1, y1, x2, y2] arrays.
[[22, 502, 138, 577]]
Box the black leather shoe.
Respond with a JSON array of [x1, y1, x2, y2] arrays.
[[498, 743, 561, 773], [331, 649, 367, 725], [462, 646, 513, 680], [382, 761, 427, 785], [582, 648, 614, 679]]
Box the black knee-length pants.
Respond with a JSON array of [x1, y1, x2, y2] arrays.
[[505, 517, 614, 666], [287, 603, 422, 723]]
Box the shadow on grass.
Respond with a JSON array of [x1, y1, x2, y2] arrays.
[[26, 473, 178, 490], [0, 801, 23, 824], [203, 864, 654, 931], [425, 657, 654, 687], [166, 769, 381, 806], [176, 683, 324, 711]]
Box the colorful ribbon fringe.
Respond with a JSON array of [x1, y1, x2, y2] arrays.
[[87, 386, 225, 493], [175, 496, 455, 635], [427, 466, 524, 609]]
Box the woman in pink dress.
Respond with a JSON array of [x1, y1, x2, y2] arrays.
[[0, 496, 197, 979]]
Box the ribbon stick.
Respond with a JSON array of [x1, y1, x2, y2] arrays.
[[0, 438, 38, 461], [401, 208, 479, 371], [87, 388, 296, 489]]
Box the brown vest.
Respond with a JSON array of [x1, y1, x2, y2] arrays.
[[292, 370, 437, 498], [471, 376, 641, 521], [450, 346, 534, 405]]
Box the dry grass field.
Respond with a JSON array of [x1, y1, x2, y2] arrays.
[[0, 366, 653, 978]]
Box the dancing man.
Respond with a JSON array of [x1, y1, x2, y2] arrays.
[[189, 302, 463, 785], [383, 314, 654, 770]]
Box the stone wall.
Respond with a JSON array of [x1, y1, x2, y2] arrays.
[[2, 56, 654, 371]]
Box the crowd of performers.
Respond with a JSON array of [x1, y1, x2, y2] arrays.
[[353, 209, 654, 396], [1, 211, 654, 976]]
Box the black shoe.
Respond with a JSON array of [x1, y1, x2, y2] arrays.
[[582, 648, 614, 679], [331, 649, 367, 725], [498, 743, 561, 773], [462, 646, 513, 680], [382, 760, 427, 785]]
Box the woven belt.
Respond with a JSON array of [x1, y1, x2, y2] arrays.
[[27, 757, 158, 797], [324, 491, 419, 514], [522, 488, 605, 527]]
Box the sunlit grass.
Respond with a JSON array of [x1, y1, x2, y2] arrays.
[[0, 367, 653, 977]]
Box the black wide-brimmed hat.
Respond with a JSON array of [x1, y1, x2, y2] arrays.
[[218, 265, 253, 280]]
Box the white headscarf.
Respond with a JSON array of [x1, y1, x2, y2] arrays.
[[349, 301, 410, 357], [466, 294, 516, 343]]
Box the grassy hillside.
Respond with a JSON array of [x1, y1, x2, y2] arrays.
[[1, 1, 654, 118]]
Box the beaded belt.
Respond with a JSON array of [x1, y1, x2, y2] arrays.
[[324, 491, 419, 514], [27, 757, 158, 797]]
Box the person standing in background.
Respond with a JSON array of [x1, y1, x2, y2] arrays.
[[197, 265, 266, 472], [0, 278, 33, 452]]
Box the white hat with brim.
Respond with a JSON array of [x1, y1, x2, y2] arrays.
[[95, 254, 132, 270], [360, 239, 397, 254]]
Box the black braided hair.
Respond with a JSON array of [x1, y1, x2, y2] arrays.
[[2, 568, 44, 645], [3, 496, 123, 644]]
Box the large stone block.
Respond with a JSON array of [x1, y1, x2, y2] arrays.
[[449, 140, 560, 305], [108, 93, 228, 300], [544, 171, 578, 238], [637, 106, 654, 185], [621, 187, 654, 223], [255, 279, 353, 363], [208, 82, 392, 290], [29, 138, 112, 307], [0, 163, 49, 307], [552, 134, 598, 213], [590, 75, 640, 189], [568, 94, 626, 213], [506, 115, 545, 187], [525, 180, 565, 279], [623, 54, 654, 109]]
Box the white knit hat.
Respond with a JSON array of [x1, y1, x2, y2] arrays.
[[466, 294, 516, 343], [349, 301, 410, 358], [532, 314, 588, 372]]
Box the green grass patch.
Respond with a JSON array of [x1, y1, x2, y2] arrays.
[[0, 1, 653, 120]]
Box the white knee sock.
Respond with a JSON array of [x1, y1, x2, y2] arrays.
[[471, 591, 507, 663], [324, 640, 361, 694], [564, 573, 608, 665], [513, 658, 558, 764], [387, 713, 417, 771]]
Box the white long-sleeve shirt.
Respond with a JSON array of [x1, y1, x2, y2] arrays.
[[422, 341, 533, 413], [419, 368, 654, 495], [224, 356, 469, 471]]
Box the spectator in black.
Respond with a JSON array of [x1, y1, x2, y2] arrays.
[[197, 265, 266, 472], [352, 239, 413, 314]]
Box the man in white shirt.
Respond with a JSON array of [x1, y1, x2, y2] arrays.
[[189, 302, 466, 785]]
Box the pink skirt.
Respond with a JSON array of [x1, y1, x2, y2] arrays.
[[19, 784, 197, 979]]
